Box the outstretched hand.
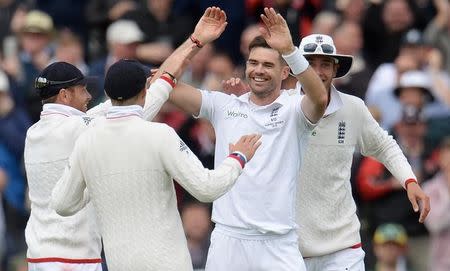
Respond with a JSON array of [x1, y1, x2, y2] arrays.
[[229, 134, 262, 162], [259, 7, 295, 55], [192, 7, 228, 45], [222, 77, 249, 96], [406, 182, 430, 223]]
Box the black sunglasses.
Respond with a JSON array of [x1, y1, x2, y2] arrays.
[[303, 43, 334, 54], [34, 77, 80, 89]]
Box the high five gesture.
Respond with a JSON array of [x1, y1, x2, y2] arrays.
[[192, 7, 228, 46], [259, 7, 295, 55]]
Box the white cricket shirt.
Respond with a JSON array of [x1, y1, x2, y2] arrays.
[[198, 89, 315, 235]]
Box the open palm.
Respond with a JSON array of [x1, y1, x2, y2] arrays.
[[260, 7, 294, 54], [193, 7, 228, 45]]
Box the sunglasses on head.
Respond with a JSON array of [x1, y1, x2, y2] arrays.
[[303, 43, 335, 54], [34, 77, 80, 89]]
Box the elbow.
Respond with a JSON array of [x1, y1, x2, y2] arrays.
[[195, 193, 218, 203], [55, 208, 76, 217], [317, 94, 328, 115], [50, 198, 77, 217], [51, 203, 74, 217]]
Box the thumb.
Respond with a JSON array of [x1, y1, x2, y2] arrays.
[[410, 196, 419, 212], [229, 143, 234, 153]]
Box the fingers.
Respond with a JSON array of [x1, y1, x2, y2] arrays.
[[221, 10, 227, 23], [204, 7, 211, 17], [254, 140, 262, 150], [260, 14, 271, 27], [277, 13, 287, 26], [261, 7, 276, 26], [248, 134, 262, 145], [418, 195, 430, 223], [409, 191, 431, 223], [410, 197, 419, 212], [219, 22, 228, 35], [214, 7, 221, 20]]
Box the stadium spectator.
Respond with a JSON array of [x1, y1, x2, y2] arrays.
[[311, 11, 340, 36], [89, 19, 144, 105], [2, 10, 54, 123], [424, 0, 450, 74], [121, 0, 195, 66], [365, 30, 450, 130], [371, 223, 412, 271], [423, 136, 450, 271], [332, 21, 372, 99], [362, 0, 427, 69]]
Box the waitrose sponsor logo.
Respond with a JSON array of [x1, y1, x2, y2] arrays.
[[227, 110, 248, 118]]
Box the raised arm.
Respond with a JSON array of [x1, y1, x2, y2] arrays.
[[167, 6, 228, 116], [89, 7, 228, 119], [260, 7, 327, 122]]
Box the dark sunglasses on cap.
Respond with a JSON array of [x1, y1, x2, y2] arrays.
[[303, 43, 335, 54], [34, 77, 81, 89]]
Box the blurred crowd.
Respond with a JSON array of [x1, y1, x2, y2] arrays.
[[0, 0, 449, 270]]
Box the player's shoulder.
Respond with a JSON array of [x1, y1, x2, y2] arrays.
[[201, 89, 241, 104], [138, 121, 175, 136], [338, 91, 366, 108]]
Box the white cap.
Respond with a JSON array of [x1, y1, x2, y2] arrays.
[[107, 20, 144, 44], [398, 71, 431, 89], [394, 70, 434, 102], [0, 70, 10, 92]]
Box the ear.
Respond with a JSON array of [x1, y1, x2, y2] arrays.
[[55, 88, 68, 104], [281, 65, 290, 80]]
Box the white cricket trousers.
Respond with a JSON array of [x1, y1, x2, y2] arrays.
[[304, 247, 365, 271], [205, 225, 307, 271], [28, 262, 102, 271]]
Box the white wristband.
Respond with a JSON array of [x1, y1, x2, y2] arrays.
[[282, 47, 309, 75], [231, 151, 248, 164]]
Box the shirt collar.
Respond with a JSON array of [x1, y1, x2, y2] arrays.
[[41, 103, 86, 117], [236, 90, 288, 108], [295, 82, 343, 116], [106, 105, 144, 119]]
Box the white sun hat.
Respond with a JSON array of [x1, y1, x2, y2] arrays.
[[299, 34, 353, 78]]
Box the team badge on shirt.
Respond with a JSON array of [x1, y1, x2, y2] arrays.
[[82, 116, 92, 126], [179, 140, 191, 155], [338, 121, 346, 143]]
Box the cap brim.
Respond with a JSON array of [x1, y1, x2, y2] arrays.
[[303, 53, 353, 78], [394, 87, 435, 103]]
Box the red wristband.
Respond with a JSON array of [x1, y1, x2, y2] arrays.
[[405, 178, 417, 189], [159, 75, 176, 88], [190, 35, 203, 48], [228, 154, 245, 169]]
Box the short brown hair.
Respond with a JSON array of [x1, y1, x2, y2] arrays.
[[248, 36, 271, 52], [248, 36, 285, 64]]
